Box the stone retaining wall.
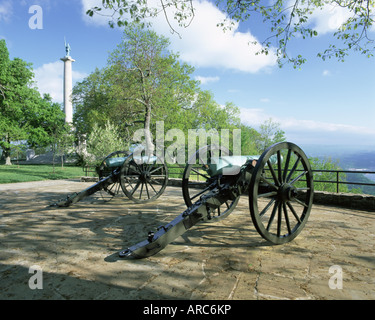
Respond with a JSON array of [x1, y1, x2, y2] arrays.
[[78, 177, 375, 212], [313, 191, 375, 212], [167, 178, 375, 212]]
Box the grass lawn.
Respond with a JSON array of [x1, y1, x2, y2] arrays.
[[0, 165, 89, 184]]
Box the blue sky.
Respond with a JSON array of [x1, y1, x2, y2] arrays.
[[1, 0, 375, 151]]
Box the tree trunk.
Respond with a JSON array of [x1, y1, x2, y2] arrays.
[[3, 134, 12, 165], [4, 150, 12, 165], [144, 103, 155, 157]]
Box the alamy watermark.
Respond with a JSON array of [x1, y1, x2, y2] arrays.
[[28, 265, 43, 290], [328, 265, 343, 290], [28, 5, 43, 30], [131, 121, 242, 166]]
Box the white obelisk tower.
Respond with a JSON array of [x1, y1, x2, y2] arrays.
[[61, 39, 75, 124]]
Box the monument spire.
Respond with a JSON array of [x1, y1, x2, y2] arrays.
[[61, 38, 75, 124]]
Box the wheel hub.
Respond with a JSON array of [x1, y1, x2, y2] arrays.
[[139, 171, 150, 182], [278, 184, 298, 202]]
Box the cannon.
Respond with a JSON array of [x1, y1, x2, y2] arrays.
[[51, 149, 169, 207], [119, 142, 314, 259]]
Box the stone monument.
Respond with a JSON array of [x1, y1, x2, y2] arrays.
[[61, 39, 75, 124]]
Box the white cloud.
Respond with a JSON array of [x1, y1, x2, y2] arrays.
[[195, 76, 220, 85], [283, 118, 375, 146], [309, 3, 353, 35], [239, 108, 271, 127], [281, 118, 375, 135], [284, 1, 375, 36], [241, 106, 375, 136], [239, 107, 375, 145], [227, 89, 240, 93], [0, 0, 12, 22], [322, 70, 331, 76], [33, 61, 87, 103], [81, 0, 278, 73], [154, 1, 277, 73]]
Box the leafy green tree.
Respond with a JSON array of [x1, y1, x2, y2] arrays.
[[87, 0, 374, 67], [179, 91, 242, 155], [255, 118, 286, 153], [188, 91, 241, 130], [73, 25, 199, 150], [82, 121, 126, 167], [107, 24, 198, 155], [0, 39, 7, 99], [239, 124, 261, 155], [49, 120, 75, 171], [309, 156, 349, 192], [73, 26, 285, 160], [0, 40, 66, 165], [73, 68, 114, 138]]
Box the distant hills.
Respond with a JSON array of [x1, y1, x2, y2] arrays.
[[302, 144, 375, 170], [302, 144, 375, 195]]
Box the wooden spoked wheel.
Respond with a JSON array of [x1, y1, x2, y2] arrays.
[[97, 151, 127, 202], [120, 153, 168, 204], [249, 142, 314, 244], [182, 145, 240, 222]]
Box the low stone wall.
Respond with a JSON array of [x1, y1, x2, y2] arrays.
[[80, 176, 99, 182], [78, 177, 375, 212], [167, 178, 375, 212], [313, 191, 375, 212]]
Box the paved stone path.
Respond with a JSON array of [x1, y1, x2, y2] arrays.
[[0, 180, 374, 300]]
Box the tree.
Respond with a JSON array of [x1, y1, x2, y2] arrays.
[[87, 0, 375, 67], [82, 121, 126, 167], [239, 124, 261, 155], [0, 40, 66, 165], [73, 25, 199, 154], [73, 68, 114, 138], [309, 156, 349, 192], [108, 24, 198, 155], [255, 118, 286, 153], [0, 40, 7, 99], [49, 114, 75, 171]]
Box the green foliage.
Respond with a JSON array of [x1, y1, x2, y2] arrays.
[[73, 68, 113, 138], [73, 24, 199, 147], [0, 40, 66, 165], [72, 26, 290, 162], [345, 171, 375, 195], [51, 124, 75, 169], [309, 156, 349, 193], [239, 124, 261, 155], [255, 118, 286, 153], [72, 25, 244, 156], [82, 121, 126, 166], [107, 23, 199, 154]]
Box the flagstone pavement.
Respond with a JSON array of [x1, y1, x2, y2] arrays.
[[0, 180, 374, 300]]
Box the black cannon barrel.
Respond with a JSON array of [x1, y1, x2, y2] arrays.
[[51, 169, 119, 207], [119, 184, 239, 259]]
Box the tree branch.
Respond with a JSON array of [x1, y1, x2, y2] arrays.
[[0, 84, 6, 99]]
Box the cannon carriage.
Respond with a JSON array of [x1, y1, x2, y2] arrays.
[[119, 142, 314, 258], [51, 148, 169, 207], [52, 141, 313, 258]]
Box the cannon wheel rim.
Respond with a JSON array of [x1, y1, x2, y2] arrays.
[[182, 144, 240, 222], [120, 153, 168, 204], [249, 142, 314, 244], [98, 150, 127, 202]]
